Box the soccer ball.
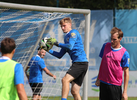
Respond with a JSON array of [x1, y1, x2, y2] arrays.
[[42, 37, 48, 43], [39, 37, 53, 51]]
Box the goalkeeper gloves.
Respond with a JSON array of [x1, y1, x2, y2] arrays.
[[46, 38, 59, 47], [39, 37, 59, 51], [54, 41, 59, 47], [46, 38, 57, 45]]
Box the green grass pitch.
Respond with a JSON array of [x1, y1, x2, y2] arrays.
[[28, 96, 137, 100]]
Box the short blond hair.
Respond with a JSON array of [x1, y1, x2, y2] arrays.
[[59, 17, 72, 25]]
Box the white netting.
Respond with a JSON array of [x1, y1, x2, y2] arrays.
[[0, 8, 71, 23], [0, 8, 85, 100]]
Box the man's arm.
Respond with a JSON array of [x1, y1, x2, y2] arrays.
[[122, 67, 129, 100], [95, 63, 102, 86], [38, 59, 56, 79], [95, 43, 106, 86], [48, 48, 66, 59], [16, 84, 28, 100], [43, 67, 56, 79], [95, 74, 100, 86], [58, 34, 77, 50], [15, 64, 28, 100], [25, 66, 30, 80]]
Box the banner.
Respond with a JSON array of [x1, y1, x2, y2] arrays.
[[115, 9, 137, 70]]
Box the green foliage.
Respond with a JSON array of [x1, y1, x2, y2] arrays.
[[117, 0, 137, 9], [1, 0, 137, 9]]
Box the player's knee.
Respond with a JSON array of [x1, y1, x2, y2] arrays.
[[71, 89, 75, 95], [62, 77, 69, 84], [71, 89, 78, 95], [61, 77, 66, 84]]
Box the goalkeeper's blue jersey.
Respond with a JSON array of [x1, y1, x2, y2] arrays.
[[49, 29, 88, 63], [29, 55, 46, 83]]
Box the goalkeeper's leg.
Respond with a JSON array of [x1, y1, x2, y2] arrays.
[[62, 62, 88, 100], [71, 82, 81, 100], [61, 74, 74, 100]]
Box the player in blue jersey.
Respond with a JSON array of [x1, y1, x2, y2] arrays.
[[26, 47, 56, 100], [47, 17, 88, 100], [0, 38, 28, 100]]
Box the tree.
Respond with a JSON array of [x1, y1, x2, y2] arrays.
[[0, 0, 137, 9]]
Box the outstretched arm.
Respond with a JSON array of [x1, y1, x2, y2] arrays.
[[58, 34, 77, 50], [54, 31, 77, 50], [43, 67, 56, 79], [48, 48, 66, 59]]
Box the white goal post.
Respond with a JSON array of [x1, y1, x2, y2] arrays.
[[0, 2, 90, 100]]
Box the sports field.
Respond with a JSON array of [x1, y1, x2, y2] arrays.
[[30, 96, 137, 100], [88, 97, 137, 100]]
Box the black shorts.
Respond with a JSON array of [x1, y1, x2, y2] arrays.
[[100, 82, 122, 100], [30, 83, 43, 95], [67, 62, 88, 86]]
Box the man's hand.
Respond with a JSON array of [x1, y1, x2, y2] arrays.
[[54, 41, 59, 47], [53, 75, 56, 80], [47, 38, 57, 45], [95, 79, 100, 86], [122, 92, 128, 100], [47, 38, 59, 47]]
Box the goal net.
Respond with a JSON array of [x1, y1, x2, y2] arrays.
[[0, 2, 90, 100]]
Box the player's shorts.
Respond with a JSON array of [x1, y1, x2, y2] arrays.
[[30, 83, 43, 95], [67, 62, 88, 86], [100, 82, 122, 100]]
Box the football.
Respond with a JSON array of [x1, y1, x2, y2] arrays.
[[39, 37, 54, 51]]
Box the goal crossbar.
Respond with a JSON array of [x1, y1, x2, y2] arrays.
[[0, 2, 90, 14]]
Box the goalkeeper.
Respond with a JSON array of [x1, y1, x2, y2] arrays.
[[44, 17, 88, 100]]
